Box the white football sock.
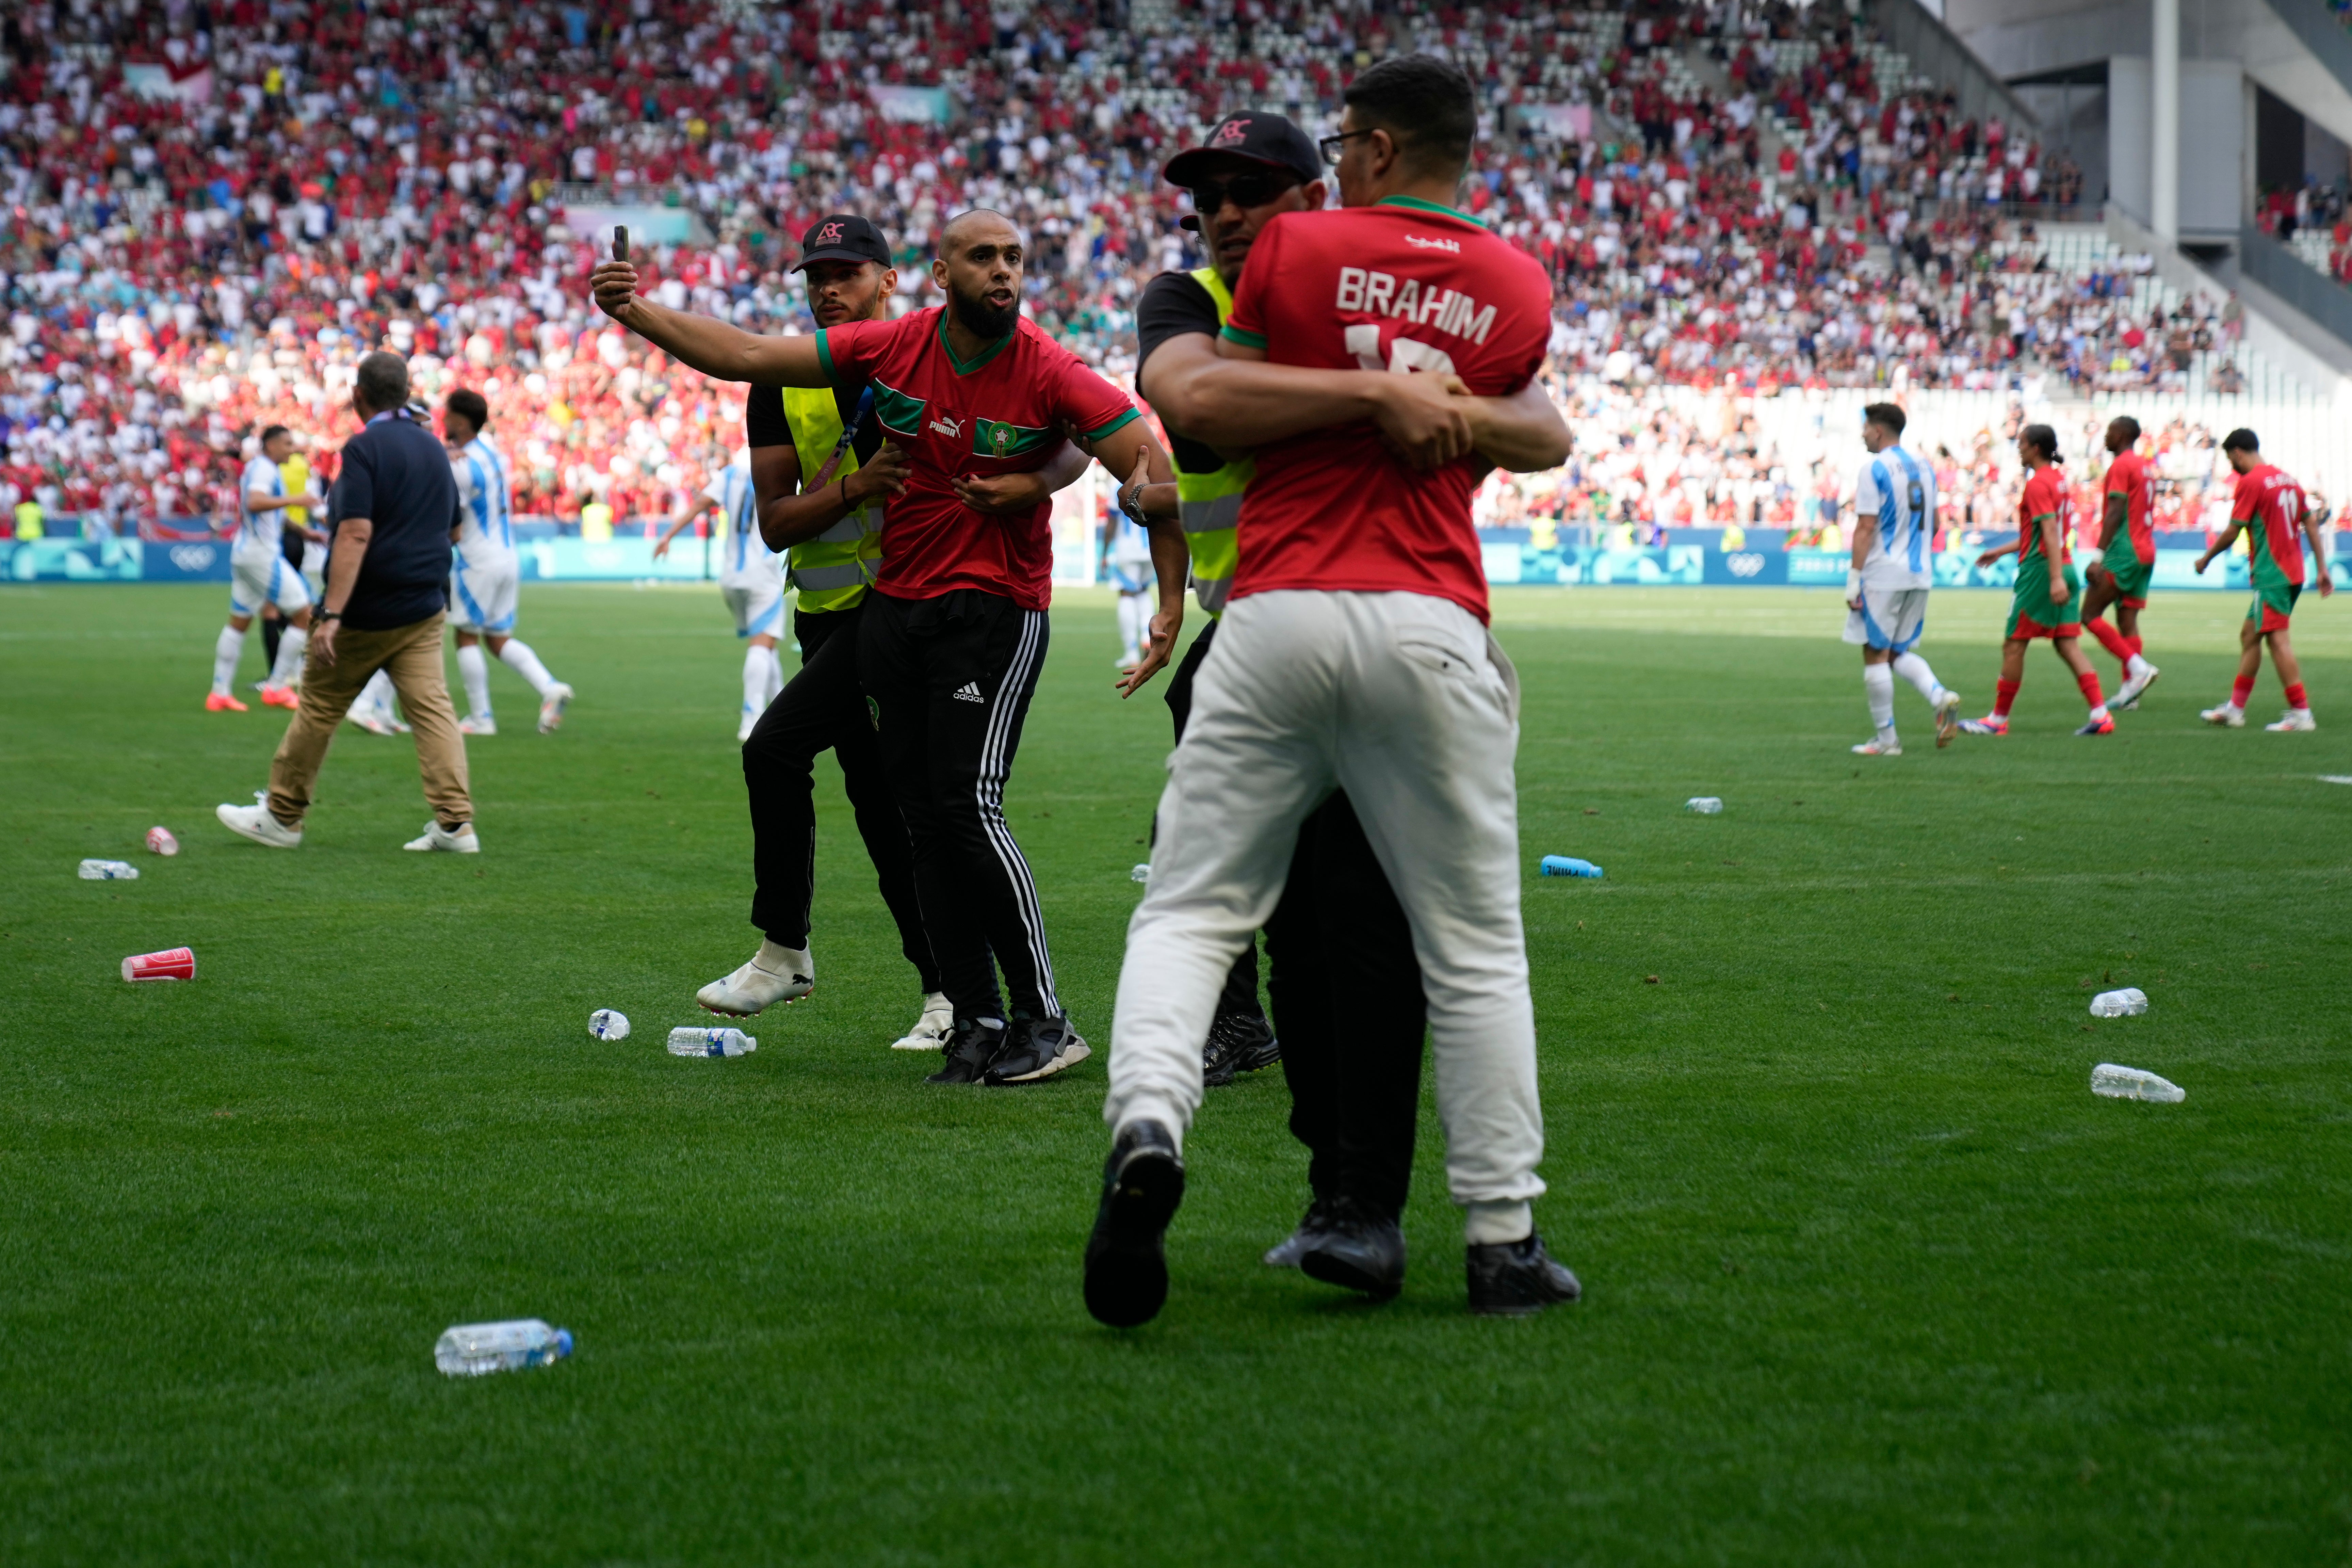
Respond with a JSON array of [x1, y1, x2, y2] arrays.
[[742, 645, 772, 720], [457, 641, 493, 720], [266, 625, 307, 688], [211, 626, 246, 695], [498, 637, 558, 697], [760, 645, 785, 708], [1891, 651, 1943, 704], [1863, 661, 1896, 733], [359, 668, 396, 718]]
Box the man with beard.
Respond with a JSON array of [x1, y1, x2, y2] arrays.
[[593, 210, 1188, 1086]]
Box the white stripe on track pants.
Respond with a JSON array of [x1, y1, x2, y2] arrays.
[[1105, 589, 1546, 1243]]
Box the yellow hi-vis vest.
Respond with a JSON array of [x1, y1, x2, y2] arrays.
[[779, 386, 885, 612], [1174, 266, 1252, 617]]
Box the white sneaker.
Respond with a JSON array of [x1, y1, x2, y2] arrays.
[[403, 820, 481, 853], [2201, 703, 2246, 728], [2114, 664, 2159, 708], [891, 991, 956, 1051], [459, 715, 498, 735], [2265, 708, 2317, 732], [1933, 689, 1962, 749], [538, 682, 573, 734], [1852, 737, 1902, 756], [350, 707, 399, 737], [216, 799, 302, 849], [697, 941, 813, 1016]]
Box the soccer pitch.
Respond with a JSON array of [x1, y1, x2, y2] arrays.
[[4, 582, 2348, 1563]]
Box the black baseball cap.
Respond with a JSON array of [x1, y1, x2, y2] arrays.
[[1162, 112, 1320, 191], [793, 213, 891, 272]]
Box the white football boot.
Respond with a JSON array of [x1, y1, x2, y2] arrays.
[[2200, 703, 2246, 728], [2112, 662, 2159, 709], [1851, 735, 1902, 757], [403, 821, 481, 853], [458, 715, 498, 735], [698, 940, 813, 1016], [538, 682, 573, 734], [1933, 689, 1962, 748], [891, 991, 956, 1051], [216, 799, 303, 849], [2265, 708, 2317, 732]]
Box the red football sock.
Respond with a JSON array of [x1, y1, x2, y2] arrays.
[[2085, 616, 2132, 667], [2077, 670, 2106, 711], [2285, 681, 2309, 710], [2232, 675, 2257, 708], [2126, 635, 2144, 658], [1993, 678, 2020, 718]]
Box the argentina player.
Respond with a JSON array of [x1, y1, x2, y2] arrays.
[[1844, 403, 1961, 757]]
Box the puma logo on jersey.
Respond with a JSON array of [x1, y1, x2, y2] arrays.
[[929, 414, 964, 438], [952, 680, 986, 703], [1332, 268, 1497, 343]]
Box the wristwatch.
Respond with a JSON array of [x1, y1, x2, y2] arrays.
[[1117, 482, 1150, 529]]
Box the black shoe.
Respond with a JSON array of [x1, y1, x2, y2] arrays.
[[1262, 1197, 1337, 1268], [1201, 1011, 1272, 1087], [924, 1016, 1007, 1084], [1082, 1120, 1185, 1327], [984, 1015, 1091, 1085], [1466, 1231, 1582, 1316], [1298, 1195, 1406, 1301]]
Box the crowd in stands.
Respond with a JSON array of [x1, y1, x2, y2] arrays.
[[0, 0, 2281, 543]]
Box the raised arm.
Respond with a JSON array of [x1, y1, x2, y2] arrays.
[[591, 260, 830, 387]]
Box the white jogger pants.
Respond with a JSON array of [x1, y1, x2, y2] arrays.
[[1104, 589, 1546, 1240]]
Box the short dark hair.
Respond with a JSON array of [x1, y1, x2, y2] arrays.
[[1862, 402, 1905, 437], [1343, 55, 1478, 179], [2109, 415, 2141, 442], [259, 423, 289, 444], [354, 351, 411, 412], [2222, 426, 2260, 454], [2021, 423, 2058, 460], [445, 388, 490, 430]]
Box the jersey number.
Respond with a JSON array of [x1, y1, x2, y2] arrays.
[[1344, 324, 1458, 376]]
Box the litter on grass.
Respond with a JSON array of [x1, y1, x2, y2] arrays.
[[589, 1009, 630, 1040], [2091, 1064, 2184, 1102], [1130, 863, 1150, 883], [1540, 855, 1603, 878], [1685, 797, 1724, 814], [146, 826, 179, 856], [123, 947, 195, 982], [79, 859, 137, 880], [435, 1320, 572, 1376], [2088, 988, 2148, 1017]]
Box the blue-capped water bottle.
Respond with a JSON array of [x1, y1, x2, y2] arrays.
[[1540, 855, 1603, 878], [667, 1025, 757, 1057]]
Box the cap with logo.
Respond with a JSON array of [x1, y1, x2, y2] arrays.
[[1162, 114, 1321, 232], [793, 213, 892, 272]]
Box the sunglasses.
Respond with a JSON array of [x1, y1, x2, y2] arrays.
[[1318, 129, 1379, 166], [1185, 172, 1300, 214]]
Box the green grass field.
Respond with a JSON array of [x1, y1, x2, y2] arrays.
[[4, 582, 2349, 1564]]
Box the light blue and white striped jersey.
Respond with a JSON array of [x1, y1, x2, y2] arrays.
[[1853, 443, 1935, 591], [707, 458, 773, 583], [237, 453, 286, 552], [451, 435, 514, 567]]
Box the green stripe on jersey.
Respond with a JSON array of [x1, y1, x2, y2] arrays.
[[972, 418, 1059, 460], [870, 377, 927, 437], [1220, 323, 1268, 350]]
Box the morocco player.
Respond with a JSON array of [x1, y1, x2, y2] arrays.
[[1087, 56, 1583, 1323], [2080, 416, 2161, 709], [1959, 424, 2114, 737], [210, 424, 324, 711], [2195, 428, 2334, 729]]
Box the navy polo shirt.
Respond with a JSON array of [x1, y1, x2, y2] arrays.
[[328, 408, 459, 630]]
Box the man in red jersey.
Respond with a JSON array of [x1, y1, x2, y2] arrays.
[[590, 211, 1187, 1087], [1084, 56, 1583, 1326], [1959, 425, 2115, 737], [2079, 416, 2161, 709], [2195, 428, 2334, 730]]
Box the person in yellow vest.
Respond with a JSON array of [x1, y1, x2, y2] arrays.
[[579, 497, 614, 541], [683, 214, 1089, 1050], [1126, 112, 1437, 1287], [13, 496, 42, 539]]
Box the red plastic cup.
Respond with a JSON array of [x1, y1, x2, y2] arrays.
[[146, 826, 179, 857], [123, 948, 196, 983]]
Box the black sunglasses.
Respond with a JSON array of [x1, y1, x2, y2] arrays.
[[1318, 129, 1378, 166], [1186, 171, 1301, 214]]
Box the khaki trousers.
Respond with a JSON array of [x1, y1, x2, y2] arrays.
[[267, 611, 472, 831]]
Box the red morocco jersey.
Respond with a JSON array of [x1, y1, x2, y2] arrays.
[[2229, 462, 2308, 585], [2018, 466, 2073, 562], [1220, 196, 1553, 624], [817, 307, 1140, 610], [2102, 448, 2153, 565]]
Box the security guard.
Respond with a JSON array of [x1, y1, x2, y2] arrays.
[[1131, 114, 1433, 1289], [694, 214, 1088, 1050]]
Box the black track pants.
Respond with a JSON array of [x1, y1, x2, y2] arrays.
[[859, 587, 1056, 1022], [1164, 619, 1263, 1020], [742, 603, 939, 994]]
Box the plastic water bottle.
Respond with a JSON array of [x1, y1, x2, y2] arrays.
[[1130, 863, 1151, 883], [589, 1008, 630, 1040], [2091, 1063, 2185, 1102], [1685, 797, 1724, 814], [2088, 988, 2148, 1018], [79, 859, 139, 880], [434, 1319, 573, 1376], [1540, 855, 1603, 878], [668, 1026, 756, 1057]]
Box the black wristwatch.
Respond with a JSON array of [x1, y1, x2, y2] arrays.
[[316, 609, 342, 623], [1118, 483, 1150, 529]]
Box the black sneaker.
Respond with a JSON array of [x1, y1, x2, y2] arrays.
[[1082, 1119, 1185, 1327], [1299, 1195, 1406, 1301], [983, 1015, 1091, 1085], [1262, 1197, 1337, 1268], [925, 1015, 1007, 1084], [1201, 1011, 1272, 1087], [1466, 1231, 1582, 1316]]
